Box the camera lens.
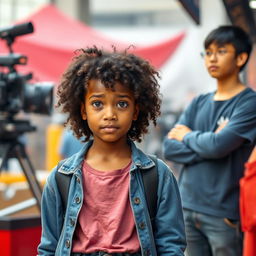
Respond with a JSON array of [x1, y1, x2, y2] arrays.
[[23, 82, 54, 115]]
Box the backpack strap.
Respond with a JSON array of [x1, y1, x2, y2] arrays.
[[141, 155, 158, 224], [55, 160, 72, 210]]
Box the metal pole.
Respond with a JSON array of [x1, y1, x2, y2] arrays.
[[0, 198, 36, 217]]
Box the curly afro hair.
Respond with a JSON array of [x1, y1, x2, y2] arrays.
[[56, 46, 161, 142]]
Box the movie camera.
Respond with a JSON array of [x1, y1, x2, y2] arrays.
[[0, 22, 54, 210], [0, 21, 53, 139]]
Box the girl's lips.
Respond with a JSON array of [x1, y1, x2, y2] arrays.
[[101, 126, 119, 133]]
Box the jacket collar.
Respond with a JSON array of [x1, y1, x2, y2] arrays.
[[57, 139, 155, 174], [129, 141, 155, 170]]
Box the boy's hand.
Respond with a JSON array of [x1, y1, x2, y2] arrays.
[[215, 120, 228, 133], [168, 124, 192, 141]]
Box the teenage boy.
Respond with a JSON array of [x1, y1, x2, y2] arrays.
[[163, 25, 256, 256]]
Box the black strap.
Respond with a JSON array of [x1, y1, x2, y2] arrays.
[[141, 155, 158, 222], [55, 156, 158, 221], [55, 160, 71, 209]]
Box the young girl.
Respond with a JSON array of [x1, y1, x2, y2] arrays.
[[38, 47, 186, 256]]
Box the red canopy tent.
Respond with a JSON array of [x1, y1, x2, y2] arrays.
[[0, 4, 185, 83]]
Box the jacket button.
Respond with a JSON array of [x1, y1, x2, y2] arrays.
[[65, 239, 70, 248], [139, 222, 146, 229], [76, 177, 80, 184], [134, 197, 140, 204], [70, 219, 75, 226], [143, 249, 150, 255], [75, 197, 81, 204]]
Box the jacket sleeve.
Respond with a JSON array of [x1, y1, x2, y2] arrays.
[[37, 169, 64, 255], [154, 160, 186, 255]]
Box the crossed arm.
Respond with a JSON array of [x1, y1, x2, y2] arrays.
[[163, 120, 245, 164], [163, 93, 256, 164], [168, 118, 228, 142]]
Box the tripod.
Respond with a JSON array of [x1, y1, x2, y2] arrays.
[[0, 137, 42, 210]]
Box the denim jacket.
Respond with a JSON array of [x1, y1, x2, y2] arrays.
[[38, 140, 186, 256]]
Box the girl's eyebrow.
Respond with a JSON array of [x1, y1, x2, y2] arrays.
[[117, 94, 132, 99], [89, 94, 104, 99], [89, 94, 132, 99]]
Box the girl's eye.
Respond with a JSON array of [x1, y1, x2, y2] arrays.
[[117, 101, 128, 108], [92, 101, 103, 108]]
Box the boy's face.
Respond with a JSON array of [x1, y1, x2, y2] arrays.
[[81, 79, 139, 144], [203, 43, 245, 79]]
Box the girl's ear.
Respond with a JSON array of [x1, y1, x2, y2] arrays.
[[236, 52, 248, 68], [81, 103, 87, 120], [133, 104, 139, 120]]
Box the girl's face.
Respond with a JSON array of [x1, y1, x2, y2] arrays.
[[81, 79, 139, 144]]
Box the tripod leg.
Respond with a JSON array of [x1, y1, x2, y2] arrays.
[[0, 143, 14, 171], [14, 143, 42, 210]]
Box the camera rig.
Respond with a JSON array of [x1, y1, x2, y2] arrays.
[[0, 21, 54, 211]]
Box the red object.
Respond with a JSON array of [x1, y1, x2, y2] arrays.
[[243, 232, 256, 256], [240, 161, 256, 232], [240, 160, 256, 256], [0, 4, 185, 84], [0, 215, 41, 256]]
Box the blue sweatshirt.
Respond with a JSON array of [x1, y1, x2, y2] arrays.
[[163, 87, 256, 219]]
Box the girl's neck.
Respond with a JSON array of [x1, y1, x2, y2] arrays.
[[85, 138, 132, 171], [214, 76, 245, 101], [91, 138, 131, 156]]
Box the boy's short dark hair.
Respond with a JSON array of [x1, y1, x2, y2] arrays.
[[56, 46, 161, 142], [204, 25, 253, 71]]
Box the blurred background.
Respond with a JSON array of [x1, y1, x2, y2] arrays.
[[0, 0, 256, 171], [0, 2, 256, 254]]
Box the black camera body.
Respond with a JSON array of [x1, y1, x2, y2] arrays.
[[0, 70, 53, 115], [0, 22, 54, 139]]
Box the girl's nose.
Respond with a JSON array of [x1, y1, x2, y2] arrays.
[[103, 106, 117, 120]]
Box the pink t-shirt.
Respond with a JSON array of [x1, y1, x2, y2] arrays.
[[72, 160, 140, 253]]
